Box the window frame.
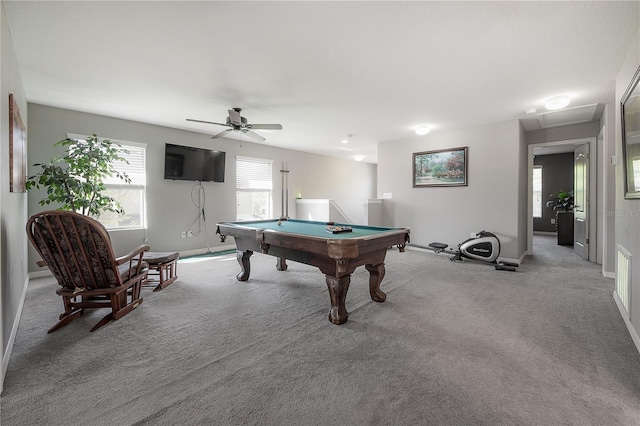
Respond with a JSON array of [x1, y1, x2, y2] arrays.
[[68, 133, 147, 231], [532, 165, 543, 218], [235, 156, 273, 221]]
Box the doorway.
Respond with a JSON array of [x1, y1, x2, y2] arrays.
[[527, 137, 597, 261]]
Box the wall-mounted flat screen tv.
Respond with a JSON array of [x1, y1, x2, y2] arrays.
[[164, 143, 226, 182]]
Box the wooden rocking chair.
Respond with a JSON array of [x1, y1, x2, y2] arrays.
[[26, 210, 150, 333]]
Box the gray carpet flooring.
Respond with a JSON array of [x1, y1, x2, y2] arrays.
[[2, 235, 639, 425]]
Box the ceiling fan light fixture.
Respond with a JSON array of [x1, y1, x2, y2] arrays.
[[544, 95, 570, 110], [415, 125, 431, 136]]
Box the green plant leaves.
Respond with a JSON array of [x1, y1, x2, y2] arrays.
[[546, 190, 574, 211], [26, 134, 131, 217]]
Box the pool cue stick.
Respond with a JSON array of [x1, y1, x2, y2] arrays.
[[280, 162, 285, 219], [285, 162, 289, 218]]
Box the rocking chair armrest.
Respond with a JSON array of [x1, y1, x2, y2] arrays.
[[116, 245, 151, 266], [116, 244, 151, 278]]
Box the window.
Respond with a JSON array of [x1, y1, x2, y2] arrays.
[[236, 156, 272, 221], [532, 166, 543, 218], [633, 156, 640, 192], [68, 134, 147, 230]]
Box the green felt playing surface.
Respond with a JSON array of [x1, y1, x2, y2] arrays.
[[241, 219, 396, 239]]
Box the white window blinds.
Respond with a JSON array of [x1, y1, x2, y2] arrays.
[[103, 143, 146, 187], [236, 156, 272, 190]]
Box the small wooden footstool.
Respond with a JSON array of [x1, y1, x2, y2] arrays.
[[142, 251, 179, 291]]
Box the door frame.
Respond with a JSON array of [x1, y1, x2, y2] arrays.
[[573, 143, 590, 259], [527, 137, 597, 261]]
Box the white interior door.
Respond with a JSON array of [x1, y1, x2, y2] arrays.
[[574, 144, 589, 260]]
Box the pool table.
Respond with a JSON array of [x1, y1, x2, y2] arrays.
[[216, 218, 410, 325]]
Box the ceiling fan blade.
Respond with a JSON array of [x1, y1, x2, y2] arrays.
[[211, 129, 233, 139], [243, 130, 266, 142], [248, 124, 283, 130], [186, 118, 229, 127]]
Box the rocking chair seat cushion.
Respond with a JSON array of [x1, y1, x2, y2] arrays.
[[118, 261, 149, 283], [143, 252, 179, 265]]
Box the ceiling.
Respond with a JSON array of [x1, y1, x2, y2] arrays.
[[4, 1, 639, 164]]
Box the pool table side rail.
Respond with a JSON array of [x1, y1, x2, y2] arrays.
[[217, 221, 410, 260], [218, 218, 406, 234]]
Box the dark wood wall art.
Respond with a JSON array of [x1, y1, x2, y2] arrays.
[[9, 93, 27, 193]]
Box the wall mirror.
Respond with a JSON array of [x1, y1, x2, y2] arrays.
[[621, 65, 640, 199]]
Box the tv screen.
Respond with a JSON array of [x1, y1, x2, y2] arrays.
[[164, 143, 226, 182]]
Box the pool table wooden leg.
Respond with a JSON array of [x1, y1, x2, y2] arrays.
[[325, 275, 350, 324], [236, 250, 253, 281], [365, 263, 386, 303], [276, 257, 288, 271]]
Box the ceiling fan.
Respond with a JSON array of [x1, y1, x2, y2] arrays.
[[186, 107, 283, 142]]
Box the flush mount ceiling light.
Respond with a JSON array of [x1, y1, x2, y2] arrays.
[[353, 155, 364, 162], [415, 126, 431, 136], [544, 95, 571, 110], [341, 133, 354, 144]]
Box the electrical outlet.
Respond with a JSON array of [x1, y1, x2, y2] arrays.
[[550, 219, 556, 224], [181, 232, 187, 238]]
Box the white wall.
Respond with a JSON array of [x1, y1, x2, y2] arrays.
[[378, 120, 523, 261], [601, 105, 616, 276], [1, 1, 28, 392], [518, 123, 529, 256], [615, 22, 640, 351], [26, 104, 377, 271]]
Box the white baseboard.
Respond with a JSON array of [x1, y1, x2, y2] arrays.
[[179, 244, 237, 258], [3, 274, 30, 386], [498, 251, 527, 266], [28, 246, 240, 276], [408, 244, 522, 266], [28, 269, 52, 279], [613, 291, 640, 356]]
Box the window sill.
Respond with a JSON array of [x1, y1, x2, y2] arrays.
[[106, 227, 146, 232]]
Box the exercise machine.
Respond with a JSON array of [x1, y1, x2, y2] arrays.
[[428, 231, 518, 271]]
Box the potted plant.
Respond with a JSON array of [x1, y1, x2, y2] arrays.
[[546, 190, 574, 212], [26, 134, 131, 217], [546, 190, 574, 245]]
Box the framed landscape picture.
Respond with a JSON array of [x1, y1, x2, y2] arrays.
[[9, 94, 27, 193], [413, 146, 468, 188]]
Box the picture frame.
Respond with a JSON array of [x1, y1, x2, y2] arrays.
[[413, 146, 468, 188], [9, 93, 27, 193], [621, 65, 640, 199]]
